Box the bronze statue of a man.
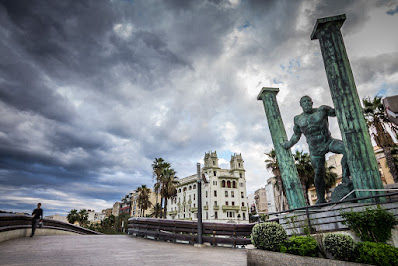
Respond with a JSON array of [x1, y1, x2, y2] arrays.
[[281, 96, 350, 204]]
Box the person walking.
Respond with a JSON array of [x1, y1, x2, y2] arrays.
[[31, 203, 43, 237]]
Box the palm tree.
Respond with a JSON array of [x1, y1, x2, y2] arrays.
[[160, 168, 179, 218], [363, 96, 398, 182], [67, 209, 79, 224], [152, 158, 170, 217], [78, 209, 89, 227], [294, 150, 314, 205], [137, 185, 151, 217], [150, 203, 162, 218], [325, 164, 338, 200], [265, 149, 288, 211]]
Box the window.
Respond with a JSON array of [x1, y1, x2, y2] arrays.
[[214, 201, 217, 206], [243, 212, 246, 220], [232, 201, 235, 206], [183, 187, 187, 192], [214, 190, 217, 197], [179, 189, 181, 193], [240, 183, 243, 187], [206, 191, 208, 198], [213, 171, 216, 176], [242, 202, 245, 207], [241, 192, 244, 198], [222, 180, 226, 187], [206, 212, 208, 219], [194, 194, 196, 200], [206, 201, 208, 206], [215, 211, 218, 219], [225, 191, 228, 197], [227, 181, 231, 188], [193, 184, 196, 189], [240, 173, 242, 178], [231, 191, 234, 198], [238, 163, 241, 167], [226, 201, 229, 206], [194, 203, 196, 208], [233, 181, 236, 188], [189, 195, 191, 201], [213, 181, 217, 185], [213, 160, 215, 166], [189, 185, 192, 190]]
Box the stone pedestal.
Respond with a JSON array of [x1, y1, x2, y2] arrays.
[[258, 87, 306, 209], [311, 14, 384, 200]]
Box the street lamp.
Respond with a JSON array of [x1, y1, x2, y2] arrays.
[[196, 163, 203, 245]]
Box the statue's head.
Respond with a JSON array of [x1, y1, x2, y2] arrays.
[[300, 95, 313, 113]]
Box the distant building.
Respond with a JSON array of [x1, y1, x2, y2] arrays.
[[102, 208, 113, 217], [87, 210, 105, 224], [112, 202, 120, 217], [254, 187, 268, 214], [265, 177, 276, 213], [44, 214, 68, 223], [167, 151, 249, 223], [119, 189, 159, 217]]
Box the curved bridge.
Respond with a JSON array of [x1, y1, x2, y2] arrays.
[[0, 214, 101, 242]]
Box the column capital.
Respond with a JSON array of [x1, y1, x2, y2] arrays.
[[311, 14, 346, 40], [257, 87, 279, 101]]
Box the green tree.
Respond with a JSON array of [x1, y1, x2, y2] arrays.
[[363, 96, 398, 182], [265, 149, 288, 210], [160, 168, 179, 218], [152, 158, 170, 217], [325, 164, 338, 197], [67, 209, 79, 224], [294, 150, 314, 205], [137, 185, 151, 217], [150, 203, 162, 218], [78, 209, 89, 227]]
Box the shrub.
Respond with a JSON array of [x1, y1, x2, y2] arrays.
[[284, 235, 318, 257], [251, 222, 287, 251], [340, 205, 398, 243], [355, 241, 398, 266], [323, 233, 356, 261]]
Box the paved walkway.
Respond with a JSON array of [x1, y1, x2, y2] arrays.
[[0, 235, 247, 265]]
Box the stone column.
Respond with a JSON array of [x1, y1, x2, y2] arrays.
[[258, 87, 306, 209], [311, 14, 384, 199]]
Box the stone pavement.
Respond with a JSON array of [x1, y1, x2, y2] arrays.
[[0, 235, 247, 265]]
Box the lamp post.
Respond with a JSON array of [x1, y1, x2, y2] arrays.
[[196, 163, 203, 245]]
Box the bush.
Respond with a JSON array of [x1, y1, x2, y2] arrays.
[[323, 233, 356, 261], [340, 205, 398, 243], [355, 241, 398, 266], [251, 222, 287, 251], [284, 235, 318, 257]]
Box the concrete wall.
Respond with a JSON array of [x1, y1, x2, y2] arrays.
[[0, 228, 80, 243]]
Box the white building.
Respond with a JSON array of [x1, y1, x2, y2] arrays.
[[265, 177, 277, 213], [167, 151, 249, 223], [87, 210, 105, 224]]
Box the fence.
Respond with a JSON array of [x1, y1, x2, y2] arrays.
[[0, 214, 101, 235], [128, 218, 253, 247]]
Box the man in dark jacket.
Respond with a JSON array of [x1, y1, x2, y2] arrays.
[[31, 203, 43, 237]]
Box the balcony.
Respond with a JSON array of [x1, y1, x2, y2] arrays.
[[241, 206, 247, 211], [222, 205, 240, 211], [213, 205, 219, 210], [191, 207, 198, 213], [204, 205, 209, 210]]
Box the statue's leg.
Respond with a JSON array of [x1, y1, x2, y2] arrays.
[[329, 140, 350, 183], [311, 155, 326, 204]]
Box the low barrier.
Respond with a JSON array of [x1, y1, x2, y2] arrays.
[[0, 214, 101, 242], [128, 218, 254, 247]]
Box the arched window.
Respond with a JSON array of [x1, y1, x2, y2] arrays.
[[183, 187, 187, 192], [227, 180, 231, 188], [178, 189, 181, 193], [222, 180, 226, 187], [189, 185, 192, 190], [233, 181, 236, 188], [193, 184, 196, 189]]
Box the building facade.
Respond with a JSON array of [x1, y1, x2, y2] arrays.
[[254, 187, 268, 213], [167, 151, 249, 223], [119, 189, 160, 217]]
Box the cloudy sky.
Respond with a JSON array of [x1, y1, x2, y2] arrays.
[[1, 0, 397, 216]]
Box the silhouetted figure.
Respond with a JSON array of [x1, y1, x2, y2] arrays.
[[31, 203, 43, 237]]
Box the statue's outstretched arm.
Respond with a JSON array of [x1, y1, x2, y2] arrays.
[[320, 105, 336, 117], [281, 124, 301, 149]]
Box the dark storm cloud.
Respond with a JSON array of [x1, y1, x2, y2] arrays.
[[0, 0, 397, 214]]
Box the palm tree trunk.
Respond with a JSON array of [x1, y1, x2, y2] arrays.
[[383, 146, 398, 183], [163, 199, 168, 218]]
